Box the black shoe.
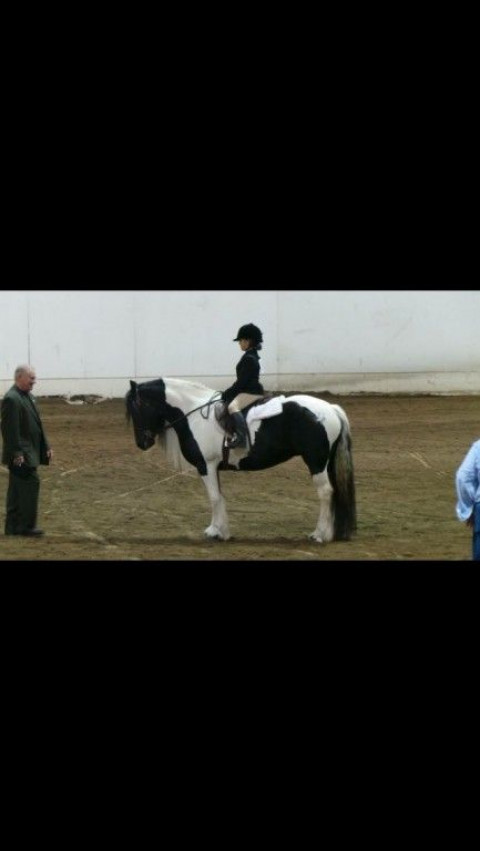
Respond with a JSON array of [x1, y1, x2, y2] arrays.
[[18, 528, 45, 537], [227, 412, 247, 448]]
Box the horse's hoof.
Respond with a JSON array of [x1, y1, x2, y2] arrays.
[[204, 526, 228, 541], [309, 532, 325, 543]]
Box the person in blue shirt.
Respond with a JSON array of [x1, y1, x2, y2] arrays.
[[455, 438, 480, 561]]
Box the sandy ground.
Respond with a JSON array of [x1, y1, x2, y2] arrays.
[[0, 394, 477, 562]]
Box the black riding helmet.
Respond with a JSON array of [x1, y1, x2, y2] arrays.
[[233, 323, 263, 347]]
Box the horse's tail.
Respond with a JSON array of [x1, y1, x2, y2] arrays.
[[328, 404, 357, 541]]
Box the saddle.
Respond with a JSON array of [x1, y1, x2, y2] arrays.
[[215, 395, 274, 470], [214, 394, 274, 436]]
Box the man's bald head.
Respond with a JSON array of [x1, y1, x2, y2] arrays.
[[14, 365, 36, 392]]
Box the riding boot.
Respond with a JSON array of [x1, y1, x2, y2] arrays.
[[227, 411, 248, 449]]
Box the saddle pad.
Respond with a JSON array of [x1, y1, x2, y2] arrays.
[[246, 395, 286, 424]]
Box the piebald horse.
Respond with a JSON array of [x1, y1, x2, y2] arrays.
[[126, 377, 356, 543]]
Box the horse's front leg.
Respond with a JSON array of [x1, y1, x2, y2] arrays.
[[201, 462, 231, 540]]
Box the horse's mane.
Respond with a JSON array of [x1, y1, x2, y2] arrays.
[[163, 376, 216, 400]]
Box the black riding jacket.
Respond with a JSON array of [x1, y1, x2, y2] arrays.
[[223, 347, 264, 405]]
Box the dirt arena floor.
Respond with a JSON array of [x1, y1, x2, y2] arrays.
[[0, 393, 478, 562]]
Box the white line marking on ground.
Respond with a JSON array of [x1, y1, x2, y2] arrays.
[[93, 470, 195, 503], [408, 451, 431, 468], [293, 550, 318, 557], [83, 531, 108, 543]]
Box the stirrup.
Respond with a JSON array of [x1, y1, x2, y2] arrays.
[[226, 434, 242, 449]]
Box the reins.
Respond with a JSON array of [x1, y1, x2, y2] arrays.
[[157, 391, 223, 431]]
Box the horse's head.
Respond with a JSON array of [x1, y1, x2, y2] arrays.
[[125, 378, 167, 451]]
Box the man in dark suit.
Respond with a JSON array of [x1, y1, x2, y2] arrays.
[[1, 365, 53, 536]]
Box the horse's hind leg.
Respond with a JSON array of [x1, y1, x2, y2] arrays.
[[309, 470, 334, 543], [201, 463, 231, 540]]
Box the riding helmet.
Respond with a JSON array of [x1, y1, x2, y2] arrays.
[[233, 323, 263, 346]]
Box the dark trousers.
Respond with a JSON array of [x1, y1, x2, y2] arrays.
[[5, 465, 40, 534]]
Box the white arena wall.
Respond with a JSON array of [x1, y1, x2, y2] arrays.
[[0, 290, 479, 397]]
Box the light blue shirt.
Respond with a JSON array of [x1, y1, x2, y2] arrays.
[[455, 439, 480, 521]]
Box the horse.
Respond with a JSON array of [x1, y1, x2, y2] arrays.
[[125, 377, 357, 544]]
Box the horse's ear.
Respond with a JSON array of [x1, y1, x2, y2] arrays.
[[130, 380, 137, 391]]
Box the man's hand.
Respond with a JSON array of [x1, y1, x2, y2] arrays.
[[13, 455, 24, 466]]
